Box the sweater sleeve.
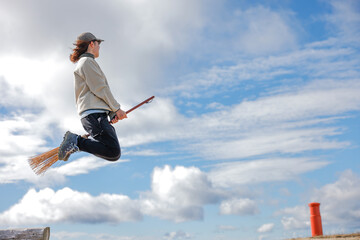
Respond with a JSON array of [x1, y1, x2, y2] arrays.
[[82, 59, 121, 112]]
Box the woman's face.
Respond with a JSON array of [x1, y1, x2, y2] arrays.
[[88, 40, 101, 58], [93, 41, 100, 58]]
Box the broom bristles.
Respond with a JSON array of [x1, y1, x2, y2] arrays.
[[28, 147, 60, 175]]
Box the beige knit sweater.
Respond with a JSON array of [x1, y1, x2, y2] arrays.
[[74, 54, 120, 115]]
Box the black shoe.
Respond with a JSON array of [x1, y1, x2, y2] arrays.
[[58, 131, 79, 161]]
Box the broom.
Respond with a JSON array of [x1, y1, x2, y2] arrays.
[[29, 96, 155, 175]]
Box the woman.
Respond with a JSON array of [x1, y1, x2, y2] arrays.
[[58, 32, 127, 161]]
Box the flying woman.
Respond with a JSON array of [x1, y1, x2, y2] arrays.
[[58, 32, 127, 161]]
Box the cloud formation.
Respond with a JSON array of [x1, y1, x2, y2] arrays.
[[278, 170, 360, 231], [325, 0, 360, 41], [140, 165, 225, 222], [234, 6, 299, 55], [219, 198, 258, 215], [209, 158, 329, 188], [5, 162, 346, 227], [163, 230, 192, 240], [0, 187, 142, 226], [257, 223, 275, 233], [0, 165, 258, 226]]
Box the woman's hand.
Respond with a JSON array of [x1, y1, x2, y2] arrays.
[[111, 109, 127, 124]]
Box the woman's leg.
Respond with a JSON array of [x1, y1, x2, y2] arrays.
[[77, 113, 121, 161]]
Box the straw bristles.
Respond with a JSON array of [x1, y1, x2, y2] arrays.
[[28, 147, 60, 175]]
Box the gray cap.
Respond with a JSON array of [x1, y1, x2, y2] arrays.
[[77, 32, 104, 42]]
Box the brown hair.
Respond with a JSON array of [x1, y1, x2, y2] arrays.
[[70, 40, 90, 63]]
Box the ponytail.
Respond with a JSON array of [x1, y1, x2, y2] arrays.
[[70, 40, 90, 63]]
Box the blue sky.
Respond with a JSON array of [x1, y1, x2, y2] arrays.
[[0, 0, 359, 239]]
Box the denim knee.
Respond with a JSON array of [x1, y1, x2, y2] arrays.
[[105, 147, 121, 161]]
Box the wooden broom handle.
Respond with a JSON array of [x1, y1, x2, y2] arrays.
[[110, 95, 155, 119], [125, 95, 155, 114]]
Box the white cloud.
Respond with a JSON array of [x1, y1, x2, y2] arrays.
[[209, 158, 329, 188], [0, 53, 83, 158], [140, 165, 225, 222], [326, 0, 360, 42], [116, 97, 186, 147], [234, 6, 299, 55], [0, 165, 229, 226], [0, 149, 125, 186], [257, 223, 275, 233], [281, 216, 309, 231], [125, 149, 169, 157], [193, 127, 349, 160], [217, 225, 238, 231], [163, 230, 192, 240], [278, 204, 310, 230], [0, 155, 38, 184], [312, 170, 360, 226], [0, 77, 38, 108], [3, 167, 360, 230], [0, 187, 142, 227], [177, 78, 359, 161], [278, 170, 360, 231], [52, 156, 127, 176], [219, 198, 258, 216], [0, 117, 45, 157], [171, 41, 359, 98], [26, 156, 128, 186]]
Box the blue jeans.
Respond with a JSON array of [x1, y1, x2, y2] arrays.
[[77, 113, 121, 161]]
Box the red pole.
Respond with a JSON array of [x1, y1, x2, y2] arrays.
[[308, 202, 323, 237]]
